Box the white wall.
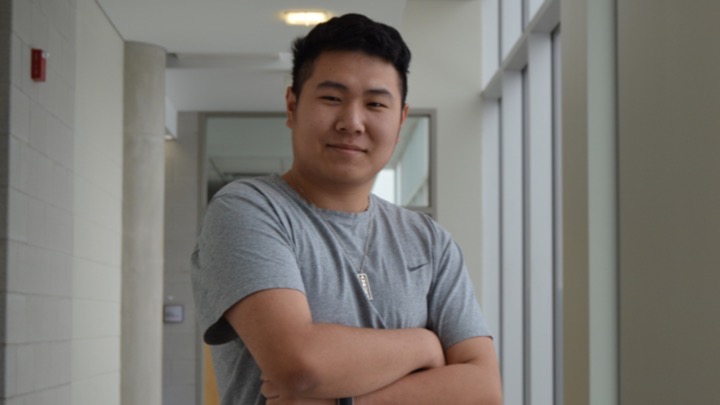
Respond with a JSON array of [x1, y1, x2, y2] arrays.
[[73, 0, 124, 403], [1, 0, 124, 403], [3, 0, 77, 402], [402, 0, 485, 292]]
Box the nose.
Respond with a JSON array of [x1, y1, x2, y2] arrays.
[[335, 103, 365, 134]]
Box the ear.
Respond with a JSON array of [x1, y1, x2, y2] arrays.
[[400, 103, 409, 125], [396, 103, 410, 144], [285, 86, 298, 128]]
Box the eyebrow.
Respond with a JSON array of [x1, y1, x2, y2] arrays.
[[316, 80, 395, 99]]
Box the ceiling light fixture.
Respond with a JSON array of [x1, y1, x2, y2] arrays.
[[281, 10, 331, 26]]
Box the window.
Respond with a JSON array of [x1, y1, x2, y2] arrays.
[[481, 1, 561, 404]]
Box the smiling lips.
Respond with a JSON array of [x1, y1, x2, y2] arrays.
[[327, 143, 368, 153]]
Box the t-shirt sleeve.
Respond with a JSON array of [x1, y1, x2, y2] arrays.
[[191, 187, 305, 345], [426, 228, 492, 349]]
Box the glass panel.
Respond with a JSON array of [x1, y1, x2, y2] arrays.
[[482, 0, 500, 86], [481, 99, 502, 360], [528, 0, 546, 23], [393, 116, 430, 207], [500, 71, 525, 405], [527, 33, 555, 405], [501, 0, 523, 58]]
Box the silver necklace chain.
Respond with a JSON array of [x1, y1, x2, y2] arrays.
[[287, 174, 375, 300]]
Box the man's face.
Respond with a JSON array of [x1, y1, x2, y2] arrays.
[[286, 51, 409, 189]]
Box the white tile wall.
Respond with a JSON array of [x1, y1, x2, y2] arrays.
[[7, 188, 28, 242], [6, 240, 48, 294], [71, 337, 120, 381], [7, 134, 23, 190], [3, 344, 19, 397], [49, 162, 72, 212], [0, 134, 7, 188], [45, 204, 72, 253], [71, 0, 124, 403], [9, 34, 22, 89], [30, 2, 49, 48], [10, 0, 31, 45], [44, 110, 71, 164], [72, 372, 120, 405], [15, 343, 35, 395], [28, 101, 48, 153], [3, 0, 122, 403], [74, 175, 121, 231], [72, 299, 120, 338], [5, 293, 28, 344], [25, 195, 47, 247], [22, 142, 53, 201], [74, 139, 120, 197], [72, 257, 121, 302], [9, 85, 29, 142], [73, 217, 121, 267], [0, 187, 6, 239]]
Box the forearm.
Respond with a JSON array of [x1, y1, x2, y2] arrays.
[[354, 362, 502, 405], [278, 323, 443, 398], [225, 289, 446, 399]]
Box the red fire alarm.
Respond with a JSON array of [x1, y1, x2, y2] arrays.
[[31, 48, 47, 82]]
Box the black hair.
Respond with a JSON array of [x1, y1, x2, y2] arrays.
[[290, 13, 411, 105]]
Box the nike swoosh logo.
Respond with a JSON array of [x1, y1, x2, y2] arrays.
[[408, 262, 429, 271]]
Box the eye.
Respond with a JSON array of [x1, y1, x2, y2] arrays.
[[320, 95, 341, 102], [367, 101, 388, 109]]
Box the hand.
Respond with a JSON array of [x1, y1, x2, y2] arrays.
[[261, 378, 336, 405]]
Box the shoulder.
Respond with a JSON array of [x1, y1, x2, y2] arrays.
[[373, 196, 449, 241], [372, 197, 457, 263], [208, 176, 297, 215], [200, 176, 309, 240], [211, 176, 283, 204]]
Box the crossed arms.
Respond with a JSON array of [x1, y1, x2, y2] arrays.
[[225, 288, 503, 404]]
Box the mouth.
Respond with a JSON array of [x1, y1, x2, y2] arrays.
[[326, 143, 368, 153]]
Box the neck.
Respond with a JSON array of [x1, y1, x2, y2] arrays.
[[282, 170, 371, 213]]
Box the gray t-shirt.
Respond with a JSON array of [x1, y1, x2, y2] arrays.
[[191, 175, 490, 405]]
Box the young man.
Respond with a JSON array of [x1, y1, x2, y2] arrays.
[[192, 13, 502, 404]]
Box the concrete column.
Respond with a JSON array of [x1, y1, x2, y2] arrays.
[[122, 41, 166, 405]]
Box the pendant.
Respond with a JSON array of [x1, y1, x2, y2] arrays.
[[357, 273, 374, 300]]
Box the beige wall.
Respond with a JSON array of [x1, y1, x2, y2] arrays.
[[562, 0, 621, 403], [617, 1, 720, 403], [560, 0, 591, 402], [561, 0, 720, 403]]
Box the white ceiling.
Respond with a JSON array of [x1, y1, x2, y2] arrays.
[[96, 0, 411, 111]]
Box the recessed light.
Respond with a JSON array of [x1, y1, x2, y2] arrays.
[[281, 10, 331, 26]]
